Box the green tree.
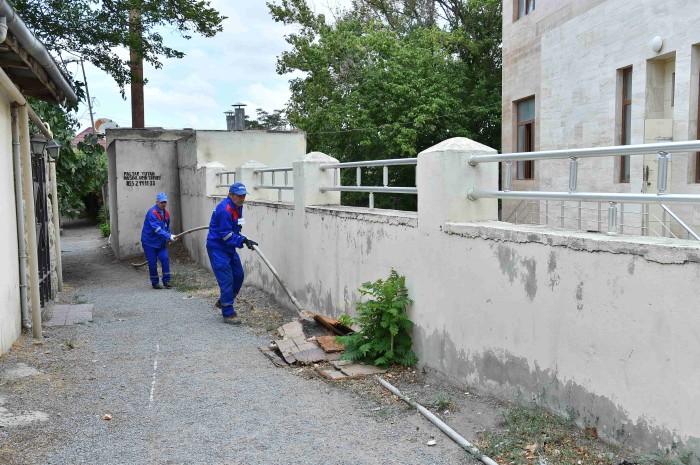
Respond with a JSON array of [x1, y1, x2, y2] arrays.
[[13, 0, 226, 94], [246, 108, 291, 130], [29, 99, 107, 219], [268, 0, 501, 209], [15, 0, 224, 216]]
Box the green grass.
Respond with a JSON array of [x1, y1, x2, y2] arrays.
[[478, 406, 614, 465], [168, 273, 203, 293]]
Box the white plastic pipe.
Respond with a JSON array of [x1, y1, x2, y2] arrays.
[[11, 105, 30, 329], [377, 376, 500, 465]]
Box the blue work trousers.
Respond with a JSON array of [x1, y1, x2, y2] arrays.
[[207, 246, 244, 317], [143, 243, 170, 285]]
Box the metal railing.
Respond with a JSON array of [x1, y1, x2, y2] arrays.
[[254, 166, 293, 201], [216, 170, 236, 188], [507, 200, 700, 240], [470, 140, 700, 235], [319, 158, 418, 208]]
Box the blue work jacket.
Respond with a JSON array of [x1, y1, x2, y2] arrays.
[[141, 204, 172, 248], [206, 196, 246, 251]]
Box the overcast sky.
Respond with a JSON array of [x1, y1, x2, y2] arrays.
[[68, 0, 350, 133]]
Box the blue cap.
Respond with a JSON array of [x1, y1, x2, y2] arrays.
[[156, 192, 168, 202], [229, 182, 249, 195]]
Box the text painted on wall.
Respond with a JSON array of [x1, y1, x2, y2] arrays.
[[123, 171, 162, 187]]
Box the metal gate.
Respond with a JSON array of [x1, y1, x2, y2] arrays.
[[31, 155, 51, 306]]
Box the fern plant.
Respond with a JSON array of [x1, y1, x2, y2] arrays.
[[337, 269, 418, 367]]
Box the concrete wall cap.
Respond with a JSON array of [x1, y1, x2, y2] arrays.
[[301, 152, 339, 163], [242, 160, 267, 168], [419, 137, 497, 156], [202, 161, 226, 169]]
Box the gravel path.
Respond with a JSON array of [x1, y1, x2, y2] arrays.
[[0, 220, 499, 465]]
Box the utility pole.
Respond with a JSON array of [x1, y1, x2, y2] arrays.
[[66, 58, 95, 131], [129, 9, 145, 128], [79, 59, 95, 131]]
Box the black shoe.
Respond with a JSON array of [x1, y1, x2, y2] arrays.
[[215, 300, 222, 309], [163, 282, 172, 289], [152, 284, 163, 289], [222, 314, 241, 325]]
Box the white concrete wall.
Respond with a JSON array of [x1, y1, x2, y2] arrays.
[[502, 0, 700, 237], [108, 132, 182, 259], [196, 130, 306, 203], [181, 137, 700, 456], [0, 94, 21, 354], [109, 128, 307, 260]]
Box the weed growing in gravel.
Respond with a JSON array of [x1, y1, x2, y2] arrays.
[[169, 273, 202, 293], [432, 393, 453, 412], [478, 405, 621, 465]]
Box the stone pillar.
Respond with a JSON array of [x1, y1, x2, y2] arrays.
[[417, 137, 498, 233], [203, 161, 227, 198], [293, 152, 341, 209], [236, 160, 275, 201]]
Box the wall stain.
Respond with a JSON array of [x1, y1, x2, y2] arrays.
[[548, 252, 560, 290], [497, 245, 538, 301], [497, 245, 518, 284], [627, 259, 635, 275], [576, 282, 584, 311], [521, 258, 537, 300], [415, 326, 699, 457]]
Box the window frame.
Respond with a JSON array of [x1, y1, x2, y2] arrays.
[[619, 67, 632, 183], [516, 0, 535, 20], [516, 97, 535, 180]]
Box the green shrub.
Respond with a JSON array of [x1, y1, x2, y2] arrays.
[[99, 221, 110, 237], [98, 205, 110, 237], [337, 269, 418, 367]]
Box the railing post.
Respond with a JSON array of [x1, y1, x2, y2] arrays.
[[418, 137, 498, 232], [236, 160, 272, 201], [504, 161, 512, 192], [607, 202, 618, 235], [568, 157, 578, 193], [657, 151, 670, 194], [294, 152, 341, 209]]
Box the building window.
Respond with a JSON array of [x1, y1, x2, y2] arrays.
[[620, 67, 632, 183], [516, 97, 535, 179], [671, 72, 675, 108], [517, 0, 535, 19]]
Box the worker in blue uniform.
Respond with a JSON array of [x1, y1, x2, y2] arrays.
[[141, 192, 178, 289], [206, 182, 258, 325]]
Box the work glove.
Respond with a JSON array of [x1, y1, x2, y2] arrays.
[[170, 234, 177, 241], [244, 238, 258, 250]]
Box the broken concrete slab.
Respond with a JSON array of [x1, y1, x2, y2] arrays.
[[258, 347, 289, 367], [331, 360, 354, 369], [338, 363, 387, 378], [277, 320, 304, 339], [316, 367, 347, 381], [293, 346, 327, 364], [44, 304, 93, 327], [317, 336, 344, 353]]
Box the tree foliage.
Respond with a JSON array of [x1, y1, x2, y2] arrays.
[[13, 0, 226, 94], [29, 99, 107, 218], [246, 108, 291, 130], [268, 0, 501, 209], [15, 0, 224, 217]]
